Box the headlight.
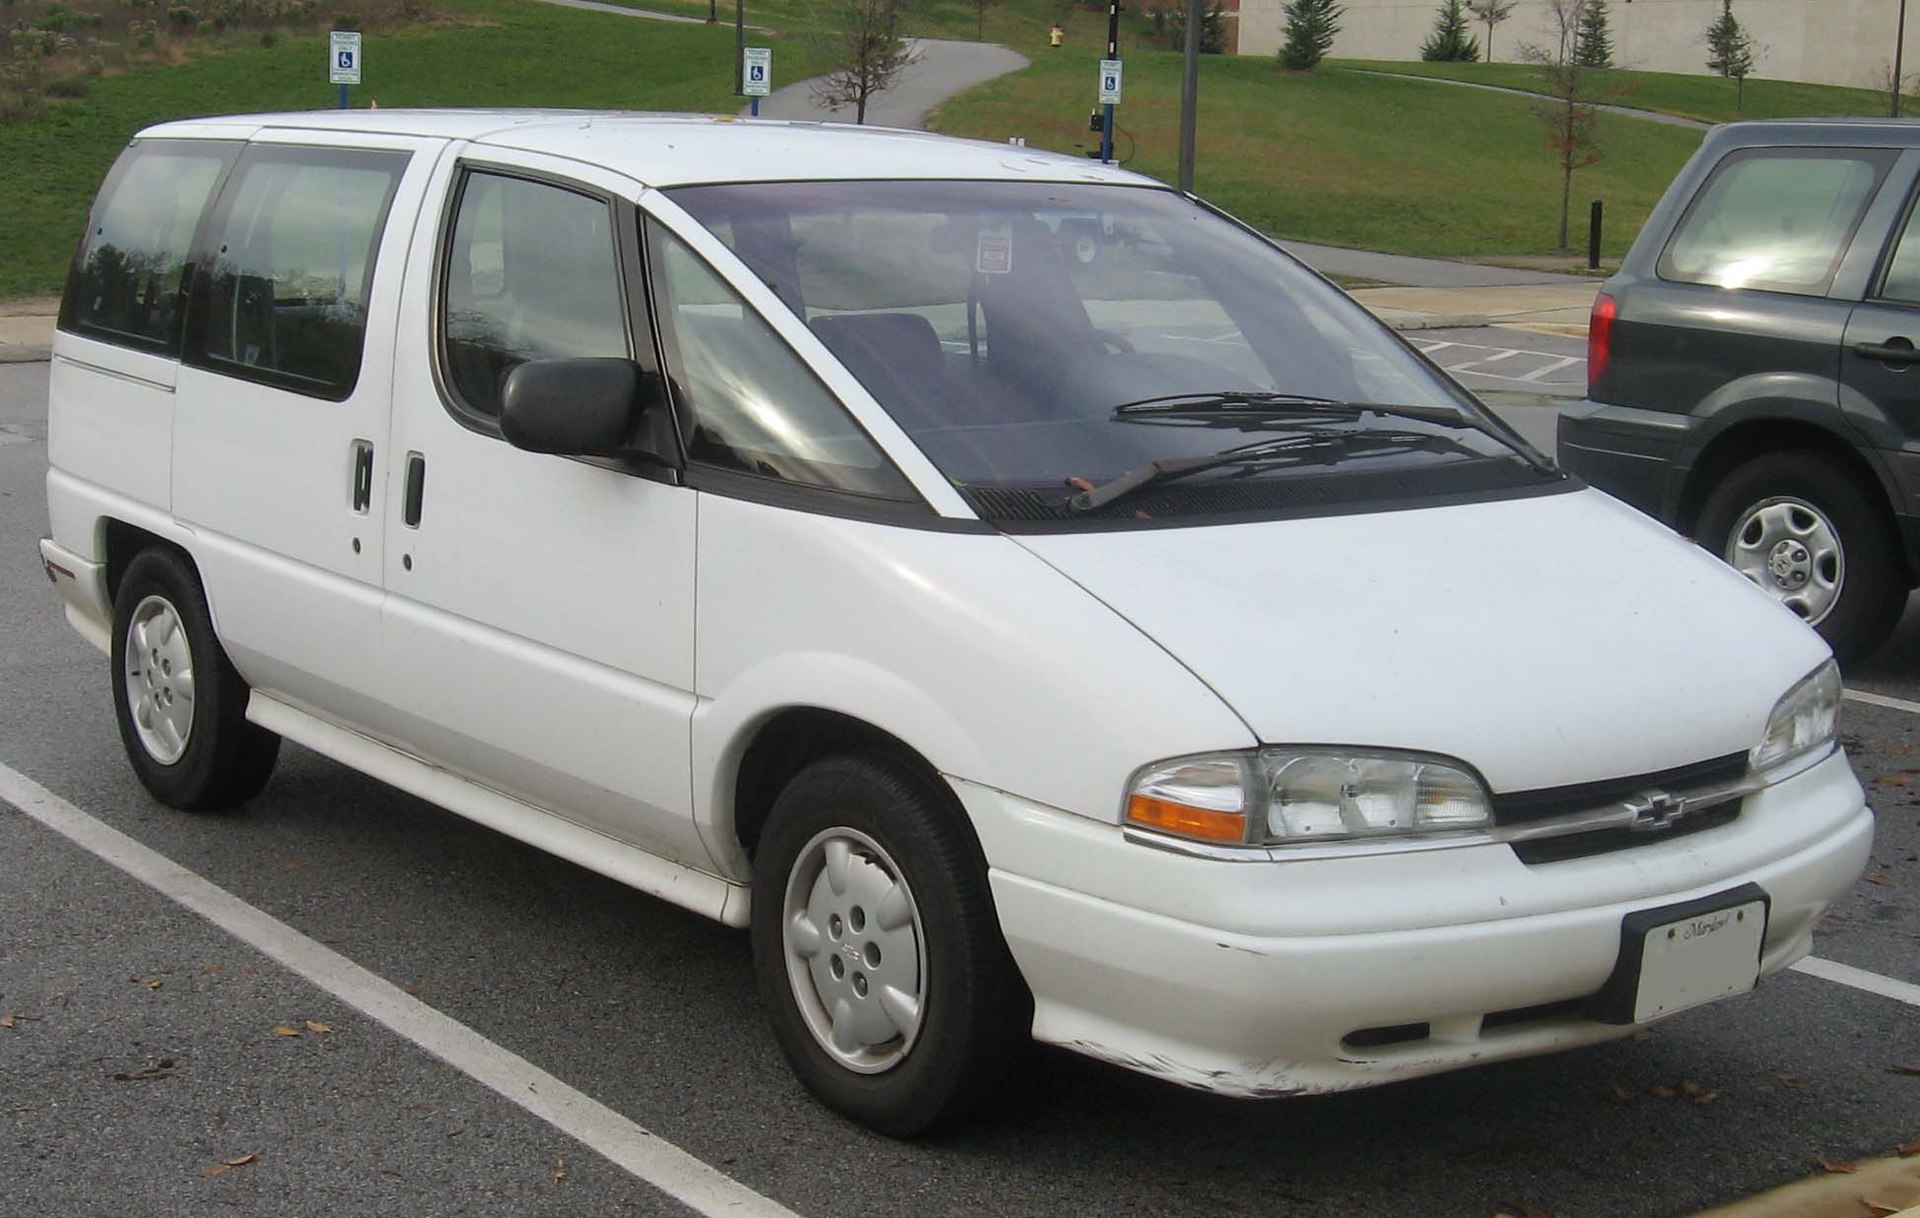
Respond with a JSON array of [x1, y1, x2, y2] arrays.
[[1750, 659, 1842, 776], [1125, 748, 1493, 849]]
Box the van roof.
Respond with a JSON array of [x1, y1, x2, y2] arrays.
[[138, 110, 1156, 190]]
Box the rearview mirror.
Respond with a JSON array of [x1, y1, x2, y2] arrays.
[[499, 358, 668, 461]]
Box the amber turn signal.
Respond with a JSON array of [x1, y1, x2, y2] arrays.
[[1125, 794, 1248, 845]]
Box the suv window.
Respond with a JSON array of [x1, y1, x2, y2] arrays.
[[186, 145, 409, 400], [62, 140, 236, 353], [441, 171, 631, 421], [648, 221, 915, 500], [1659, 148, 1895, 295]]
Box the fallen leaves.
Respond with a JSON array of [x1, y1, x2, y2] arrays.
[[271, 1019, 336, 1039], [1772, 1072, 1804, 1087], [130, 975, 164, 991], [551, 1158, 567, 1183], [0, 1013, 14, 1030], [1637, 1080, 1720, 1105], [1863, 872, 1895, 886], [112, 1058, 176, 1082], [1816, 1156, 1858, 1174], [1888, 1064, 1920, 1077], [1898, 1140, 1920, 1158], [201, 1153, 258, 1179]]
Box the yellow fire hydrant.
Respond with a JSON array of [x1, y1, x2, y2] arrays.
[[1049, 23, 1064, 47]]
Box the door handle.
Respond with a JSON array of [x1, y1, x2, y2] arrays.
[[403, 452, 426, 528], [1851, 338, 1920, 365], [350, 440, 373, 513]]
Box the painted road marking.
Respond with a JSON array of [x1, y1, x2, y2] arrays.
[[1845, 688, 1920, 716], [1411, 337, 1586, 386], [1793, 956, 1920, 1009], [0, 761, 800, 1218]]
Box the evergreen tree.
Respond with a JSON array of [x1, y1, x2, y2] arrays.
[[1705, 0, 1754, 109], [1421, 0, 1481, 62], [1572, 0, 1613, 69], [1279, 0, 1343, 71]]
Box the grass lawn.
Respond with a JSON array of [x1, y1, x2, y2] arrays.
[[1335, 58, 1900, 125], [0, 0, 757, 297], [931, 47, 1704, 258]]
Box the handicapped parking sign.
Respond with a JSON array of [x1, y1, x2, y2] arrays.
[[1098, 58, 1122, 105], [743, 47, 772, 97], [329, 31, 362, 85]]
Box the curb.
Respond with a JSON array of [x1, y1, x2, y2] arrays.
[[1379, 313, 1491, 332], [0, 343, 51, 364], [1688, 1153, 1920, 1218]]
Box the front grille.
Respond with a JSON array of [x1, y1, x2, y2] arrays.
[[1494, 752, 1749, 864]]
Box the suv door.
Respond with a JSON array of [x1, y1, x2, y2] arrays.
[[172, 130, 436, 720], [1839, 166, 1920, 525], [373, 151, 708, 872]]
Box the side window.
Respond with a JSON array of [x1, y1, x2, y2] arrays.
[[1659, 148, 1894, 295], [186, 145, 408, 400], [62, 140, 235, 352], [440, 172, 630, 420], [1878, 199, 1920, 304], [648, 222, 915, 501]]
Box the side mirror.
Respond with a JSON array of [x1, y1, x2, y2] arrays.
[[499, 358, 667, 460]]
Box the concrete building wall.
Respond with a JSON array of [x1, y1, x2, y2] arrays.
[[1236, 0, 1917, 92]]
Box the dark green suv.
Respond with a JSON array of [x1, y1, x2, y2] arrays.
[[1559, 120, 1920, 660]]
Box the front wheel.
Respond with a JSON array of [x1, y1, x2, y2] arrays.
[[110, 548, 280, 809], [749, 751, 1028, 1136], [1695, 451, 1908, 662]]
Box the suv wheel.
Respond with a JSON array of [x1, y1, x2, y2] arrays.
[[1696, 452, 1907, 661]]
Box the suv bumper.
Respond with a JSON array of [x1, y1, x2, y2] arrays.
[[1557, 398, 1700, 523]]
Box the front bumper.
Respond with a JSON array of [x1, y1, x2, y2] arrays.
[[957, 751, 1870, 1097]]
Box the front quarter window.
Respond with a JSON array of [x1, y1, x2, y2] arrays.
[[647, 221, 916, 501]]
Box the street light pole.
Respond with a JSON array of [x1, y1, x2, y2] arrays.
[[1897, 0, 1910, 117], [1101, 0, 1118, 163], [1178, 0, 1201, 192], [735, 0, 746, 94]]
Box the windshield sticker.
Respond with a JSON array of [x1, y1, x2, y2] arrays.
[[975, 232, 1013, 276]]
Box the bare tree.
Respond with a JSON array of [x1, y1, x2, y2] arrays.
[[1521, 0, 1608, 251], [1466, 0, 1514, 62], [810, 0, 917, 124]]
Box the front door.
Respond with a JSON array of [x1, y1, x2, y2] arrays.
[[373, 150, 706, 871]]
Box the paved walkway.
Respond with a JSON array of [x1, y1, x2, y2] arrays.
[[531, 0, 709, 22], [744, 38, 1028, 129], [1278, 240, 1586, 287], [1352, 69, 1713, 131]]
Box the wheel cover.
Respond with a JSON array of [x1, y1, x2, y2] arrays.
[[780, 826, 926, 1074], [1725, 496, 1844, 626], [123, 594, 196, 765]]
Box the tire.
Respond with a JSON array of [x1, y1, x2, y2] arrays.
[[1695, 451, 1908, 662], [749, 751, 1028, 1136], [110, 548, 280, 810]]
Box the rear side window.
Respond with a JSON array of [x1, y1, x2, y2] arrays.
[[61, 140, 235, 352], [186, 145, 409, 400], [440, 170, 631, 421], [1659, 148, 1895, 296]]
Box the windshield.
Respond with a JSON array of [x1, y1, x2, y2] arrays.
[[666, 180, 1553, 522]]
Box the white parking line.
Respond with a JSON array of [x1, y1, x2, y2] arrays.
[[1845, 688, 1920, 716], [1792, 956, 1920, 1009], [0, 761, 799, 1218]]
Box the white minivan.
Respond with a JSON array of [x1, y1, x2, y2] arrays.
[[43, 110, 1871, 1135]]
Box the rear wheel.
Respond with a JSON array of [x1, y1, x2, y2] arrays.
[[110, 549, 280, 809], [1696, 451, 1907, 661], [749, 751, 1027, 1136]]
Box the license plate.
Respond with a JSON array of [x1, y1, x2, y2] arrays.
[[1591, 884, 1770, 1024]]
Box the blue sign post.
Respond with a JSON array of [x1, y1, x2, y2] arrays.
[[329, 31, 362, 109]]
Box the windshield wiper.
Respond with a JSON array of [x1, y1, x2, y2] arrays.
[[1068, 429, 1458, 515], [1112, 391, 1472, 429], [1110, 391, 1556, 475]]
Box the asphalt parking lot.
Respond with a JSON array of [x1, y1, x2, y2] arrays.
[[2, 358, 1916, 1218]]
